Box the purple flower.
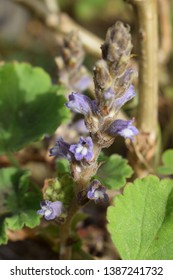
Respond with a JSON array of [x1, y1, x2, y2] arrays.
[[74, 76, 92, 92], [87, 180, 109, 203], [65, 92, 96, 115], [49, 137, 71, 160], [69, 136, 93, 161], [114, 85, 136, 109], [37, 200, 63, 220], [107, 119, 139, 141]]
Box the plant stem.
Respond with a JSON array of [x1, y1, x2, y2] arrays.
[[59, 196, 79, 260], [59, 143, 101, 259], [126, 0, 159, 176], [130, 0, 158, 134]]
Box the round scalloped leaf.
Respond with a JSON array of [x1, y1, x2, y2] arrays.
[[107, 175, 173, 259], [157, 149, 173, 175], [0, 167, 41, 245], [0, 63, 69, 155], [96, 154, 133, 190]]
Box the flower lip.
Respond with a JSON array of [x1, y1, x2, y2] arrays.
[[37, 200, 63, 220], [107, 118, 139, 141], [69, 136, 93, 161]]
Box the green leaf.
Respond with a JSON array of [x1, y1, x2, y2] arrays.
[[56, 158, 70, 177], [107, 175, 173, 259], [44, 175, 74, 208], [59, 175, 75, 207], [0, 167, 41, 244], [75, 0, 106, 20], [96, 154, 133, 190], [164, 86, 173, 100], [0, 63, 69, 155], [157, 149, 173, 175]]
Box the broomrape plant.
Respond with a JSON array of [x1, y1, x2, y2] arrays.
[[37, 21, 139, 257], [1, 19, 173, 260]]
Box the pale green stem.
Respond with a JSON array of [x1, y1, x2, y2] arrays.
[[126, 0, 159, 176], [128, 0, 158, 135]]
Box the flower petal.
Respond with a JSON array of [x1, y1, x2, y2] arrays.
[[69, 136, 94, 161], [49, 138, 72, 160], [37, 200, 63, 220], [107, 119, 138, 141], [65, 92, 94, 115], [114, 85, 136, 109]]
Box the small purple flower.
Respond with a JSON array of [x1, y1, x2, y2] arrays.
[[114, 84, 136, 109], [69, 136, 93, 161], [65, 92, 96, 115], [107, 119, 139, 141], [87, 180, 109, 203], [74, 76, 92, 92], [37, 200, 63, 220], [49, 137, 71, 160]]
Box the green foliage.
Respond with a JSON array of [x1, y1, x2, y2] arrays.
[[0, 167, 42, 245], [44, 175, 74, 208], [96, 154, 133, 190], [74, 0, 106, 21], [56, 158, 70, 177], [0, 63, 69, 155], [157, 149, 173, 175], [164, 86, 173, 100], [107, 175, 173, 259]]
